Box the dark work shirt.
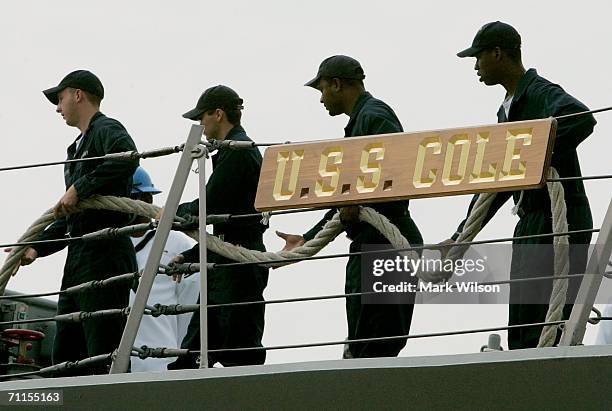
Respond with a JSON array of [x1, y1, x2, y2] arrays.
[[303, 91, 409, 241], [453, 69, 595, 239], [34, 112, 139, 257], [177, 125, 266, 260]]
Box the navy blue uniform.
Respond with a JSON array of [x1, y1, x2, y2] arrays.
[[453, 69, 595, 349], [168, 125, 269, 368], [33, 112, 138, 373], [304, 92, 423, 358]]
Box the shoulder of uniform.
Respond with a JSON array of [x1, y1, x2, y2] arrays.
[[526, 71, 564, 93], [234, 134, 253, 143], [526, 78, 569, 108], [91, 116, 129, 136], [96, 116, 126, 128], [359, 103, 398, 124], [221, 145, 262, 162], [363, 97, 396, 113]]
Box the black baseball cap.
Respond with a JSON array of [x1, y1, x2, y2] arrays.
[[457, 21, 521, 58], [182, 85, 244, 121], [43, 70, 104, 105], [305, 55, 366, 88]]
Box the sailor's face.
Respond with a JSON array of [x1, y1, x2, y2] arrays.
[[200, 110, 220, 140], [56, 88, 79, 127], [317, 78, 343, 116], [474, 49, 501, 86]]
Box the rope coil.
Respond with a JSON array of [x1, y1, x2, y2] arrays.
[[0, 167, 581, 348]]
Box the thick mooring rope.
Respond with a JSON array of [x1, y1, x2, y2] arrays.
[[538, 167, 570, 347], [1, 169, 570, 347]]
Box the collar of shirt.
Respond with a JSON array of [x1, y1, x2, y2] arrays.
[[224, 124, 246, 141], [211, 125, 248, 166], [512, 68, 538, 106], [501, 94, 514, 120], [75, 133, 86, 152], [70, 111, 104, 147], [344, 91, 372, 136]]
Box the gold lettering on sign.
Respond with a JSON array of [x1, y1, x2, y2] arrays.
[[315, 147, 343, 197], [499, 128, 532, 181], [272, 150, 304, 200], [256, 118, 554, 211], [442, 134, 470, 186], [469, 132, 497, 184], [357, 143, 385, 193], [413, 136, 441, 188]]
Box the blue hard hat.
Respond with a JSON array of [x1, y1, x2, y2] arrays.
[[131, 167, 162, 195]]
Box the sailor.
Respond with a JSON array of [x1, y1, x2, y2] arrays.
[[450, 21, 596, 349], [167, 85, 269, 369], [127, 167, 200, 372], [277, 56, 423, 358], [14, 70, 139, 374]]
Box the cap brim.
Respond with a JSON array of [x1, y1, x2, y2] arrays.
[[131, 183, 163, 195], [182, 107, 205, 121], [135, 188, 162, 194], [42, 86, 64, 105], [457, 46, 483, 58], [304, 75, 321, 88]]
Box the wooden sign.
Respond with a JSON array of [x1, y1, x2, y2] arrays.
[[255, 118, 556, 211]]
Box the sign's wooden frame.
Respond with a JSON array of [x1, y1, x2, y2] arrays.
[[255, 118, 557, 211]]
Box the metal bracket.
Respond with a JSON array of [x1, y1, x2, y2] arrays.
[[191, 145, 209, 160]]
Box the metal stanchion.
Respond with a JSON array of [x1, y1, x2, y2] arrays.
[[196, 146, 209, 369], [110, 125, 204, 373], [560, 197, 612, 345]]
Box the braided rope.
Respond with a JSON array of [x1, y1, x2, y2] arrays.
[[0, 197, 161, 293], [537, 167, 571, 347], [359, 207, 443, 283], [0, 196, 346, 293], [2, 190, 496, 293], [1, 169, 571, 349]]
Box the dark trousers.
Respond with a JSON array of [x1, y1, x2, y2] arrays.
[[345, 216, 422, 358], [53, 240, 136, 375], [508, 206, 592, 349], [168, 236, 268, 369]]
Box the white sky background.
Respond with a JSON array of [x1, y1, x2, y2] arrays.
[[0, 1, 610, 364]]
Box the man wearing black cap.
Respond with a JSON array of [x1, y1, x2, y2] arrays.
[[16, 70, 139, 374], [167, 85, 269, 369], [277, 55, 423, 359], [450, 22, 596, 349]]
